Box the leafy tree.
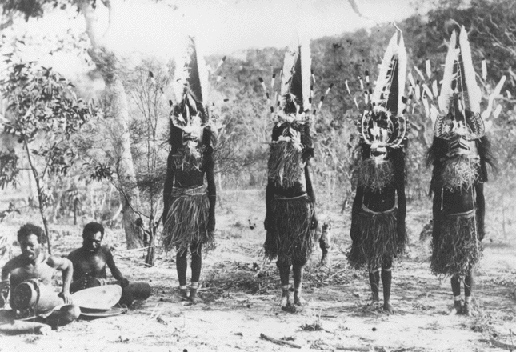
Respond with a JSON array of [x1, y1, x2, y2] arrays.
[[0, 62, 95, 253], [124, 59, 171, 265], [3, 0, 147, 249]]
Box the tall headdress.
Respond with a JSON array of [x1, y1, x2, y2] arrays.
[[172, 36, 210, 128], [359, 29, 407, 152], [434, 26, 485, 140], [258, 35, 333, 149], [258, 36, 322, 127], [277, 37, 312, 123]]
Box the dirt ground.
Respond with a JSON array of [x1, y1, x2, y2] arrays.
[[1, 189, 516, 351]]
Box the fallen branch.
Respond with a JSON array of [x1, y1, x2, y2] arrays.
[[316, 342, 384, 351], [333, 346, 373, 351], [327, 268, 348, 280], [490, 338, 516, 351], [259, 333, 302, 349]]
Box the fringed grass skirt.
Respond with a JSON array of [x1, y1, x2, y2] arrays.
[[430, 211, 481, 276], [264, 194, 315, 266], [162, 186, 213, 254], [348, 207, 404, 271]]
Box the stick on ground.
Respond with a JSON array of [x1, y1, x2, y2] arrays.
[[259, 333, 302, 349], [490, 338, 516, 351]]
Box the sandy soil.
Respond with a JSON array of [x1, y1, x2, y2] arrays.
[[1, 189, 516, 351]]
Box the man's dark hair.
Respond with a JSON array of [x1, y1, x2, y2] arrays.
[[82, 222, 105, 239], [17, 223, 44, 243]]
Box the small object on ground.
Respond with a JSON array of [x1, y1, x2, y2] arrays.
[[45, 304, 81, 327], [259, 333, 302, 349], [0, 321, 49, 335], [490, 337, 516, 350]]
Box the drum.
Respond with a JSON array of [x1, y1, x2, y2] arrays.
[[11, 280, 62, 313]]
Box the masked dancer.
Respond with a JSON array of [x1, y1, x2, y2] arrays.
[[428, 25, 496, 315], [262, 36, 327, 312], [348, 30, 408, 313], [162, 36, 217, 305]]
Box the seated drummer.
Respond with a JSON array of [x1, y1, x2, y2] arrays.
[[68, 222, 129, 293], [0, 223, 73, 312]]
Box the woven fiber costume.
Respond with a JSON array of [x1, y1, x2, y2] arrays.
[[348, 30, 408, 312], [427, 25, 495, 315], [162, 36, 217, 304], [262, 36, 319, 311]]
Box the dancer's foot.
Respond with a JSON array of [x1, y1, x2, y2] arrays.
[[281, 289, 294, 312], [179, 288, 188, 302], [294, 290, 306, 307], [451, 299, 463, 315], [463, 301, 473, 316], [188, 288, 200, 305], [383, 301, 394, 313]]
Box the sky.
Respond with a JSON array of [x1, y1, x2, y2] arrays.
[[104, 0, 417, 56], [4, 0, 418, 77]]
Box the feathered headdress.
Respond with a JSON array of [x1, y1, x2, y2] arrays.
[[172, 36, 210, 127], [359, 29, 407, 149], [257, 36, 318, 126], [434, 26, 485, 140], [278, 37, 312, 121]]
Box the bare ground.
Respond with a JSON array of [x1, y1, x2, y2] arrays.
[[1, 189, 516, 351]]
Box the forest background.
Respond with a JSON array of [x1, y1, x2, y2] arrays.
[[0, 0, 515, 265]]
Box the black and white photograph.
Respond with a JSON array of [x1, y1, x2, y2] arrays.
[[0, 0, 515, 350]]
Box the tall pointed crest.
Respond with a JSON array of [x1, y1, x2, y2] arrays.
[[435, 25, 485, 140], [370, 30, 407, 116], [360, 29, 407, 148], [172, 36, 210, 126], [277, 36, 312, 121]]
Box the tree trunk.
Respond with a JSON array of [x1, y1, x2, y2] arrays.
[[80, 0, 142, 249], [74, 197, 79, 225], [501, 192, 507, 240], [23, 138, 52, 254], [145, 225, 156, 266]]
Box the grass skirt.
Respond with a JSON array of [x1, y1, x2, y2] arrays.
[[430, 211, 481, 276], [264, 194, 315, 266], [348, 207, 404, 271], [162, 186, 213, 254]]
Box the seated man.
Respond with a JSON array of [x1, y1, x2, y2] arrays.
[[0, 223, 73, 317], [68, 222, 129, 293]]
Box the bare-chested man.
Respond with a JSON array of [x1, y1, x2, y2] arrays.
[[68, 222, 129, 293], [1, 223, 73, 315]]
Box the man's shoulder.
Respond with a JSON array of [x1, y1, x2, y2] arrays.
[[67, 248, 82, 259], [2, 255, 28, 276], [3, 255, 25, 268]]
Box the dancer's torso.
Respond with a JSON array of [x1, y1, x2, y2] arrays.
[[170, 125, 208, 189]]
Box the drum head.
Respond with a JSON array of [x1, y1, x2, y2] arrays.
[[72, 285, 122, 311]]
